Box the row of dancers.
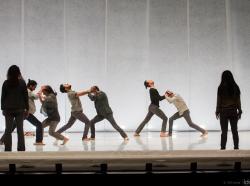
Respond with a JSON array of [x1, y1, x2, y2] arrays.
[[0, 65, 242, 151]]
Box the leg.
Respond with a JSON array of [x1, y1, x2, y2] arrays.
[[74, 112, 91, 139], [3, 113, 15, 151], [56, 115, 76, 134], [168, 112, 181, 135], [48, 121, 64, 141], [106, 114, 127, 138], [135, 111, 154, 134], [183, 110, 206, 134], [229, 116, 239, 149], [26, 114, 43, 143], [151, 106, 168, 132], [90, 115, 104, 138], [15, 112, 25, 151], [0, 118, 17, 144], [220, 115, 228, 150]]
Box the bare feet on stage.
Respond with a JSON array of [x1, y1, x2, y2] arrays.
[[82, 137, 90, 142], [134, 133, 140, 137], [89, 138, 95, 141], [124, 137, 129, 141], [61, 137, 69, 145], [33, 142, 46, 146], [160, 132, 168, 137], [201, 131, 208, 138]]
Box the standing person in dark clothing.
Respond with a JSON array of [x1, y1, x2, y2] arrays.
[[134, 80, 168, 137], [216, 70, 242, 150], [0, 79, 44, 146], [1, 65, 29, 151], [88, 86, 129, 141]]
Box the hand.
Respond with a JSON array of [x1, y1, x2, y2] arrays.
[[215, 112, 220, 120], [2, 110, 6, 116], [238, 110, 242, 120]]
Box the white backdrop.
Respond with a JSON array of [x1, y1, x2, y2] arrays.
[[0, 0, 250, 132]]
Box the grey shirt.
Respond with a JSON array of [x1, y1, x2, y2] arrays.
[[28, 89, 38, 114], [67, 90, 83, 112]]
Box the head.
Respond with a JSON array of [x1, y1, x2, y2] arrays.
[[27, 79, 37, 91], [7, 65, 22, 86], [165, 90, 174, 97], [144, 80, 154, 89], [60, 83, 71, 93], [41, 85, 57, 96], [90, 86, 100, 94], [219, 70, 240, 97]]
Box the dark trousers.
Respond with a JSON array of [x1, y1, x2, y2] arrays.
[[3, 111, 25, 151], [168, 110, 206, 135], [1, 114, 43, 143], [56, 111, 91, 138], [220, 109, 239, 149], [90, 114, 127, 138], [135, 104, 168, 134]]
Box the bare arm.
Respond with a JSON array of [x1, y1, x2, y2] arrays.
[[76, 90, 91, 97]]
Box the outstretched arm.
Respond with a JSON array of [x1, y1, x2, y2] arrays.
[[76, 89, 91, 97]]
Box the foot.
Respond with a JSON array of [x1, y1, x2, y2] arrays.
[[82, 137, 90, 141], [160, 132, 168, 137], [61, 137, 69, 145], [134, 133, 140, 137], [33, 142, 45, 146], [124, 137, 129, 141], [200, 131, 208, 137], [89, 137, 95, 140]]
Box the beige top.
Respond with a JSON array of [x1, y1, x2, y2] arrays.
[[28, 89, 39, 114], [166, 93, 189, 116]]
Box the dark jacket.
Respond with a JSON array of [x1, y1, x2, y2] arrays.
[[216, 87, 242, 114], [1, 79, 29, 112], [149, 88, 165, 107], [88, 91, 113, 117]]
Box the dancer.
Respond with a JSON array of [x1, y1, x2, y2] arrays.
[[88, 86, 129, 141], [216, 70, 242, 150], [134, 80, 168, 137], [0, 79, 45, 145], [165, 90, 208, 137], [1, 65, 28, 151], [57, 83, 91, 141], [39, 85, 68, 145]]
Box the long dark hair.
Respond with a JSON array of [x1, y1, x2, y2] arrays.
[[218, 70, 240, 97], [7, 65, 21, 86], [43, 85, 57, 96]]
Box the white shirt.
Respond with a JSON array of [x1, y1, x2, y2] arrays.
[[166, 93, 189, 116]]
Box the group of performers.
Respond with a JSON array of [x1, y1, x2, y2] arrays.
[[0, 65, 242, 151]]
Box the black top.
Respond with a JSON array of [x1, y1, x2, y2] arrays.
[[88, 91, 113, 117], [149, 88, 165, 107], [216, 88, 242, 113], [42, 94, 60, 121], [1, 79, 29, 112]]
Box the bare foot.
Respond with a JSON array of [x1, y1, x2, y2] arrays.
[[33, 142, 45, 146], [82, 137, 90, 142], [201, 131, 208, 138], [61, 137, 69, 145], [89, 138, 95, 141], [160, 132, 168, 137], [134, 133, 140, 137], [124, 137, 129, 141]]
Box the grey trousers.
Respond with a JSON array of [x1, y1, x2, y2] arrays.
[[42, 119, 64, 140], [135, 104, 168, 134], [168, 110, 206, 135], [56, 111, 90, 138], [90, 114, 127, 138]]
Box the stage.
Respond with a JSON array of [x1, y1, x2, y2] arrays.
[[0, 131, 250, 174]]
